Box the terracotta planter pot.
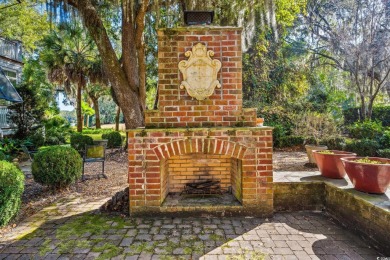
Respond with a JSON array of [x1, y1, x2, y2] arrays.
[[313, 150, 357, 179], [305, 145, 328, 164], [341, 157, 390, 194], [256, 118, 264, 127]]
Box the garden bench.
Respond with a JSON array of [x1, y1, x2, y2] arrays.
[[82, 144, 107, 181]]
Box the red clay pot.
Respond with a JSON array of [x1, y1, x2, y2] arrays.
[[341, 157, 390, 194], [313, 150, 357, 179]]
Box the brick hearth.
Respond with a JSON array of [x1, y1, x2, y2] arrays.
[[128, 26, 273, 216]]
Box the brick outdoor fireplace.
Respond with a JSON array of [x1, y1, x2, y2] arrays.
[[128, 26, 273, 216]]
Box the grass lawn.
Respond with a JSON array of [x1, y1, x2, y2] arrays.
[[85, 134, 103, 140]]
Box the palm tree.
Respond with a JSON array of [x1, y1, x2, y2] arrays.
[[41, 22, 104, 132]]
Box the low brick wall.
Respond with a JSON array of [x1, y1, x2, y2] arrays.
[[274, 182, 325, 211], [325, 185, 390, 256], [274, 182, 390, 255]]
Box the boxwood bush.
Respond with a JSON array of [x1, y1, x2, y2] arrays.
[[32, 146, 82, 189], [0, 161, 24, 226], [102, 131, 123, 148], [70, 133, 94, 152]]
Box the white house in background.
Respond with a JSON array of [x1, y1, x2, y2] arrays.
[[0, 37, 23, 136]]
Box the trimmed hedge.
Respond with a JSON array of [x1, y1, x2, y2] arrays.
[[277, 135, 304, 148], [70, 133, 94, 152], [345, 139, 381, 157], [82, 128, 114, 135], [0, 161, 24, 226], [343, 105, 390, 126], [32, 146, 82, 189], [102, 131, 123, 148]]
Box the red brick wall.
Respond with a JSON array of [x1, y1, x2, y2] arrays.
[[128, 26, 273, 217], [128, 128, 273, 216], [165, 154, 232, 193], [145, 27, 256, 128]]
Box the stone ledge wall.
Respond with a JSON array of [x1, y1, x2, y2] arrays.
[[274, 182, 390, 255]]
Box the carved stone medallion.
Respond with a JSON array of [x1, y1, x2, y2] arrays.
[[178, 43, 222, 100]]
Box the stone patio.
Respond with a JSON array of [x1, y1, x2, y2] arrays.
[[0, 194, 383, 260], [3, 158, 387, 259]]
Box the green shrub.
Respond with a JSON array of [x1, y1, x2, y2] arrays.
[[82, 128, 113, 134], [28, 131, 45, 149], [348, 120, 383, 140], [0, 138, 22, 158], [319, 137, 346, 150], [372, 105, 390, 126], [102, 131, 123, 148], [32, 146, 82, 189], [44, 116, 72, 145], [0, 161, 24, 226], [277, 136, 304, 148], [379, 130, 390, 149], [259, 106, 295, 144], [0, 151, 6, 161], [70, 133, 94, 152], [343, 105, 390, 126], [378, 149, 390, 159], [345, 139, 380, 157]]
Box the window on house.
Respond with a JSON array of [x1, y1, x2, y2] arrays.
[[3, 70, 17, 86]]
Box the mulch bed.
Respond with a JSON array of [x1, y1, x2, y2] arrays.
[[0, 149, 128, 237]]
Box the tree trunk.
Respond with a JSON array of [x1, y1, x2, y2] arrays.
[[91, 97, 101, 129], [115, 106, 121, 131], [359, 94, 366, 121], [76, 83, 83, 132], [70, 0, 145, 129], [268, 0, 278, 42], [153, 85, 159, 110]]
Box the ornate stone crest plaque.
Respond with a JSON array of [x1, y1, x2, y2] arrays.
[[178, 43, 222, 100]]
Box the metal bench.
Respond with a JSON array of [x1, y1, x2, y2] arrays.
[[82, 144, 107, 181]]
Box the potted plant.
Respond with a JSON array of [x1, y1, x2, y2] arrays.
[[341, 157, 390, 194], [313, 150, 357, 179], [293, 112, 339, 164]]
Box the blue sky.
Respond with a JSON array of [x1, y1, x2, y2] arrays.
[[57, 92, 74, 111]]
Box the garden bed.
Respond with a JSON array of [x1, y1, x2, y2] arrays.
[[0, 149, 128, 237]]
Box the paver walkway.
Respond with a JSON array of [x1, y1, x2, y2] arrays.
[[0, 196, 383, 260]]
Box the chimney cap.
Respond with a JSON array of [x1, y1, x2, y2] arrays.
[[184, 11, 214, 26]]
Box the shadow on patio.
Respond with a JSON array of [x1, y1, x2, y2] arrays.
[[0, 210, 382, 259]]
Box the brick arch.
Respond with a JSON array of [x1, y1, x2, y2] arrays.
[[152, 138, 248, 160]]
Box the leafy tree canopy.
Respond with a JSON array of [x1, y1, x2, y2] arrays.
[[0, 1, 50, 53]]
